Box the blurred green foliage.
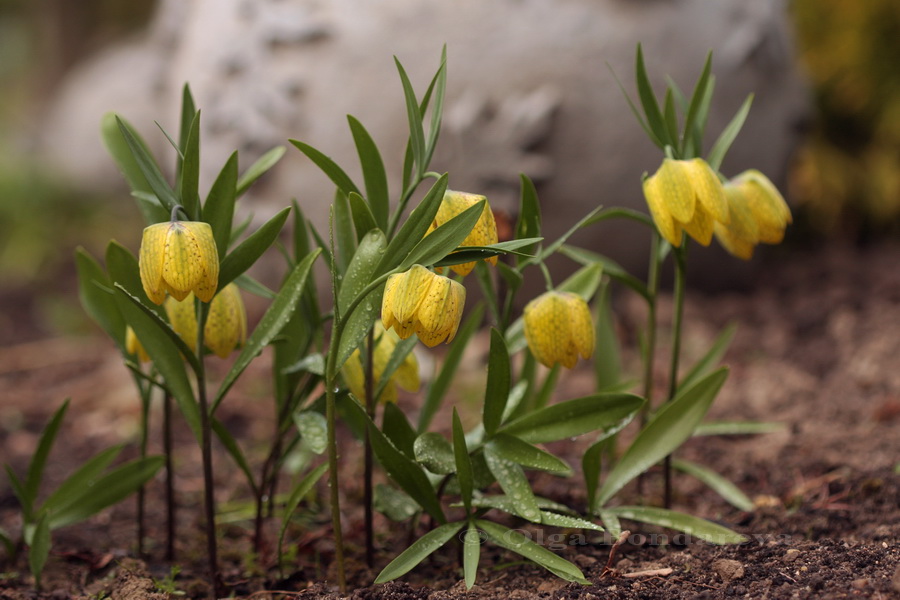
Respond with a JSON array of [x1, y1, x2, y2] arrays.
[[791, 0, 900, 233]]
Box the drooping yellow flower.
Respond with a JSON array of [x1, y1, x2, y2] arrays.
[[164, 283, 247, 358], [523, 291, 595, 369], [714, 170, 793, 260], [428, 190, 499, 276], [381, 265, 466, 347], [342, 322, 420, 404], [642, 158, 729, 247], [125, 326, 150, 363], [139, 221, 219, 304]]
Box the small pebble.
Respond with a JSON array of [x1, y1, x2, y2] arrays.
[[713, 558, 745, 582], [783, 548, 801, 562]]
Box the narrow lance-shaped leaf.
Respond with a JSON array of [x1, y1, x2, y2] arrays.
[[218, 206, 291, 291], [604, 505, 746, 544], [672, 458, 754, 512], [500, 393, 644, 444], [288, 139, 360, 197], [483, 329, 511, 436], [484, 443, 540, 522], [236, 146, 286, 198], [41, 446, 122, 514], [176, 83, 197, 178], [595, 368, 729, 509], [399, 199, 485, 271], [395, 56, 427, 178], [476, 520, 588, 584], [707, 94, 753, 172], [414, 432, 456, 475], [374, 522, 463, 584], [204, 151, 238, 259], [452, 408, 474, 511], [681, 51, 713, 156], [23, 400, 70, 513], [382, 402, 418, 459], [75, 248, 126, 349], [335, 230, 387, 370], [347, 115, 389, 230], [679, 322, 736, 392], [422, 46, 448, 167], [487, 433, 572, 476], [28, 514, 50, 586], [515, 174, 542, 263], [635, 43, 670, 148], [277, 463, 328, 574], [178, 110, 201, 220], [213, 248, 321, 411], [348, 192, 378, 242], [375, 174, 448, 276], [332, 190, 356, 273], [116, 116, 179, 212], [463, 522, 481, 589]]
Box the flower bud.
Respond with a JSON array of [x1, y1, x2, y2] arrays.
[[342, 322, 420, 404], [381, 265, 466, 347], [714, 170, 792, 260], [139, 220, 219, 304], [523, 291, 595, 369], [642, 158, 728, 247], [428, 190, 499, 276], [164, 283, 246, 358]]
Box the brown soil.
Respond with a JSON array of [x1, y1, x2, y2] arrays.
[[2, 240, 900, 599]]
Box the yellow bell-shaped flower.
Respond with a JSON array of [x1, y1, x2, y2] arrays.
[[381, 265, 466, 347], [164, 283, 247, 358], [125, 326, 150, 363], [139, 220, 219, 304], [523, 291, 595, 369], [342, 321, 420, 404], [714, 170, 793, 260], [642, 158, 729, 247], [428, 190, 499, 276]]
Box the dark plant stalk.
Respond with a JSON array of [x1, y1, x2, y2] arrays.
[[137, 387, 150, 557], [364, 329, 376, 568], [663, 247, 687, 509], [195, 301, 221, 599], [637, 233, 661, 497], [163, 390, 176, 561], [253, 392, 295, 554]]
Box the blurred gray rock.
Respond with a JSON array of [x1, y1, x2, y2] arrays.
[[41, 0, 807, 279]]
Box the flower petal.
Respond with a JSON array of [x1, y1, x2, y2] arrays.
[[139, 223, 169, 304]]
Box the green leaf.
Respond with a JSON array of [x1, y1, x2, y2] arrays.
[[559, 245, 650, 302], [236, 146, 286, 198], [395, 56, 427, 177], [707, 94, 753, 172], [452, 409, 474, 511], [463, 522, 481, 589], [414, 432, 456, 475], [672, 459, 754, 512], [663, 88, 679, 155], [483, 443, 540, 522], [487, 434, 571, 475], [113, 287, 201, 441], [475, 520, 588, 584], [539, 511, 604, 531], [423, 46, 448, 166], [376, 174, 449, 275], [375, 522, 463, 583], [399, 199, 485, 271], [534, 205, 604, 264], [211, 419, 258, 497], [177, 84, 197, 168], [483, 329, 511, 436], [594, 282, 622, 390], [605, 506, 746, 544], [468, 495, 574, 516], [501, 393, 644, 444], [635, 44, 669, 148], [595, 368, 728, 508], [347, 116, 389, 230], [288, 139, 360, 197], [179, 110, 201, 220], [48, 456, 165, 530], [23, 401, 70, 514], [75, 248, 126, 349], [583, 437, 607, 513], [213, 248, 320, 411], [42, 446, 122, 514], [28, 513, 50, 587], [100, 113, 168, 224], [600, 510, 622, 538], [682, 51, 713, 155], [515, 174, 542, 264], [335, 229, 387, 370], [559, 263, 604, 302], [115, 116, 179, 213], [693, 421, 785, 436], [345, 400, 445, 523], [347, 192, 378, 241], [382, 402, 418, 459], [277, 462, 328, 568], [294, 410, 328, 454], [204, 151, 238, 259], [219, 206, 291, 291], [373, 484, 421, 522], [679, 323, 736, 392], [332, 190, 356, 272], [418, 304, 484, 432], [0, 525, 14, 558]]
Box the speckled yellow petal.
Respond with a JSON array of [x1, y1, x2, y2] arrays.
[[655, 159, 695, 224], [643, 174, 681, 246], [205, 283, 245, 358], [184, 222, 219, 302], [681, 202, 715, 246], [524, 293, 570, 368], [391, 265, 433, 326], [686, 159, 729, 225], [565, 292, 595, 360], [139, 223, 169, 304], [164, 294, 198, 352]]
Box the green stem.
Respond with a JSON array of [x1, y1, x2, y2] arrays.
[[194, 300, 221, 599], [641, 232, 662, 421], [324, 335, 346, 592], [538, 261, 554, 292], [663, 245, 687, 509], [387, 175, 424, 237], [363, 329, 376, 568]]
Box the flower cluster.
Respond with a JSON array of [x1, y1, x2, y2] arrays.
[[643, 159, 791, 259], [342, 321, 420, 404]]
